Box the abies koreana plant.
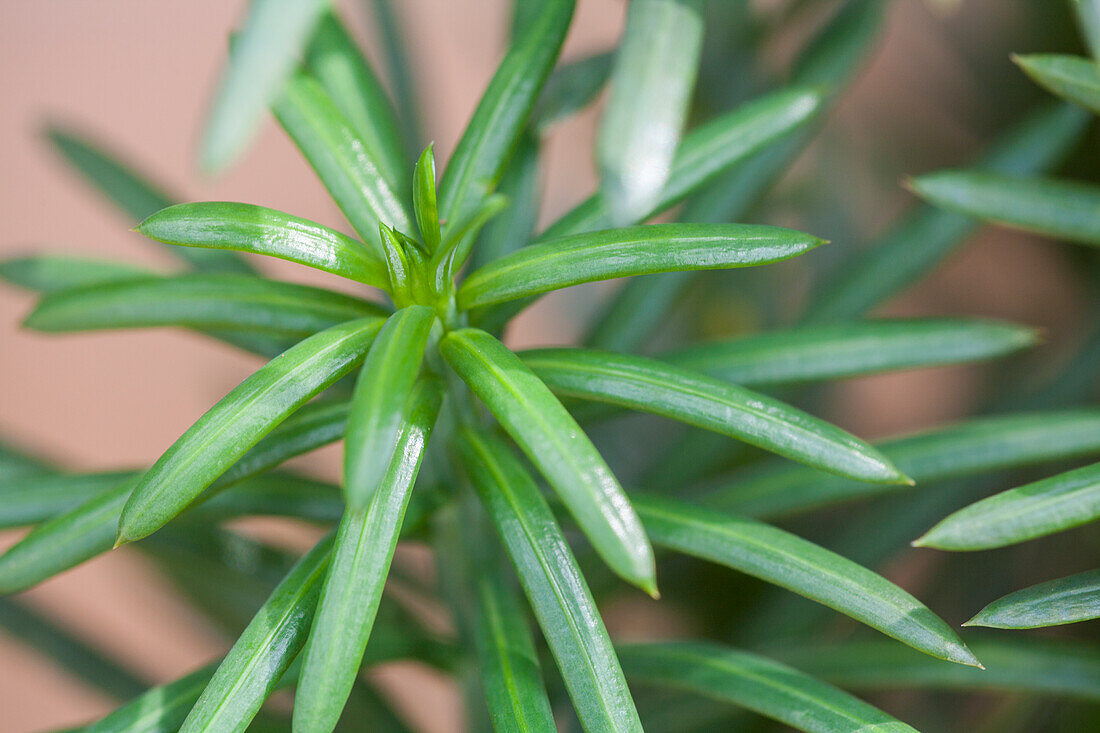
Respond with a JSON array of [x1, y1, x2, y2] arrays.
[[3, 0, 1100, 731]]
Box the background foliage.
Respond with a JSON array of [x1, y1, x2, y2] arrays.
[[1, 0, 1098, 731]]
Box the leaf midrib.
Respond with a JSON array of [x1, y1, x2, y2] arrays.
[[636, 499, 954, 656], [201, 557, 328, 727], [945, 473, 1100, 541], [285, 80, 410, 243], [479, 580, 535, 731], [634, 647, 883, 728], [468, 231, 784, 298], [52, 283, 375, 319], [479, 443, 623, 732], [463, 338, 624, 540], [136, 327, 363, 516], [1028, 56, 1100, 95], [533, 355, 878, 476], [442, 4, 555, 223]]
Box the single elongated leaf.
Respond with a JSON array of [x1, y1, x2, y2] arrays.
[[3, 258, 294, 359], [634, 495, 978, 666], [274, 73, 413, 252], [790, 0, 885, 87], [87, 663, 219, 733], [457, 429, 642, 733], [915, 461, 1100, 550], [597, 0, 704, 225], [1015, 54, 1100, 113], [706, 410, 1100, 518], [136, 202, 388, 287], [47, 127, 174, 221], [524, 349, 906, 484], [472, 570, 556, 733], [966, 569, 1100, 629], [0, 478, 136, 594], [45, 127, 252, 274], [378, 224, 414, 303], [344, 306, 436, 508], [116, 318, 384, 545], [664, 318, 1037, 387], [807, 103, 1088, 322], [540, 87, 824, 240], [24, 274, 385, 337], [212, 399, 348, 490], [460, 223, 824, 310], [441, 329, 656, 594], [618, 641, 918, 733], [294, 378, 441, 733], [779, 639, 1100, 702], [412, 145, 441, 251], [909, 171, 1100, 248], [0, 470, 136, 529], [730, 476, 990, 648], [306, 10, 409, 193], [0, 255, 154, 294], [532, 52, 614, 131], [438, 0, 574, 226], [0, 471, 422, 596], [0, 598, 147, 701], [368, 0, 423, 159], [469, 131, 540, 271], [180, 532, 335, 733], [199, 0, 329, 172]]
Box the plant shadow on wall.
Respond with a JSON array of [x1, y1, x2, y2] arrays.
[[1, 0, 1100, 731]]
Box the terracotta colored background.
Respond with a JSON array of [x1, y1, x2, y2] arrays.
[[0, 1, 1088, 730]]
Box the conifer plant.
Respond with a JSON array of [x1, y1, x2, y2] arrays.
[[3, 1, 1100, 731]]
